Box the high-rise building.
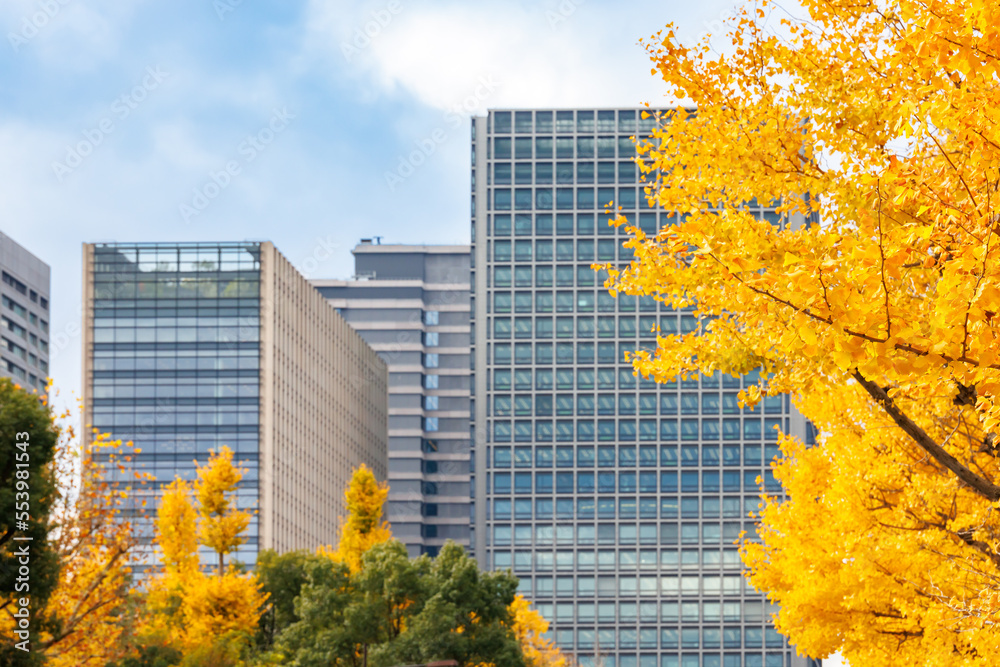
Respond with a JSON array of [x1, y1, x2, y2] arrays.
[[82, 241, 388, 572], [314, 241, 472, 558], [471, 109, 812, 667], [0, 231, 50, 394]]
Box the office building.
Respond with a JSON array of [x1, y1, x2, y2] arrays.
[[471, 109, 811, 667], [0, 231, 50, 394], [314, 241, 472, 558], [82, 241, 388, 572]]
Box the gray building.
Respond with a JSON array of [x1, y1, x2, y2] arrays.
[[82, 241, 388, 574], [471, 110, 813, 667], [314, 242, 472, 557], [0, 231, 50, 394]]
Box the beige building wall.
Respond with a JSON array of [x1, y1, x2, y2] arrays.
[[258, 242, 388, 553]]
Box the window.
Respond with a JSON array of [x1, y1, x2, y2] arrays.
[[2, 295, 27, 319], [2, 272, 27, 295]]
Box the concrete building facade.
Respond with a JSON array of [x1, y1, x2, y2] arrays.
[[471, 109, 812, 667], [314, 242, 472, 557], [0, 231, 50, 394], [82, 241, 388, 571]]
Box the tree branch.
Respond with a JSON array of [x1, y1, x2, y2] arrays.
[[852, 369, 1000, 501]]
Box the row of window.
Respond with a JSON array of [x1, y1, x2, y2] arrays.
[[489, 305, 672, 325], [491, 136, 638, 161], [92, 327, 259, 344], [489, 317, 675, 340], [2, 339, 47, 372], [492, 186, 649, 212], [493, 160, 640, 185], [489, 521, 760, 547], [94, 244, 260, 267], [2, 271, 48, 310], [549, 652, 788, 667], [488, 211, 782, 237], [492, 394, 785, 417], [92, 357, 260, 372], [92, 412, 259, 428], [557, 627, 786, 653], [495, 546, 746, 570], [491, 339, 650, 362], [492, 470, 779, 494], [490, 293, 669, 314], [485, 338, 657, 362], [491, 275, 658, 303], [92, 425, 261, 441], [105, 460, 260, 482], [101, 442, 259, 458], [492, 267, 621, 289], [2, 294, 27, 318], [490, 109, 656, 135], [516, 571, 756, 598], [488, 368, 764, 392], [493, 444, 782, 468], [92, 306, 261, 318], [525, 626, 785, 652], [490, 418, 785, 443], [3, 312, 49, 340], [93, 315, 261, 327], [92, 382, 259, 399], [93, 278, 261, 300]]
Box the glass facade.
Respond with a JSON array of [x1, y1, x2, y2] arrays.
[[88, 243, 262, 572], [472, 110, 809, 667]]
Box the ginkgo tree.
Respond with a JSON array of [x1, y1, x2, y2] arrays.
[[607, 0, 1000, 664], [141, 446, 265, 661], [325, 463, 392, 574]]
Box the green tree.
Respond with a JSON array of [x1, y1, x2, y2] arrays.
[[255, 549, 321, 651], [0, 379, 60, 666], [392, 542, 523, 667], [270, 553, 353, 666], [272, 541, 525, 667]]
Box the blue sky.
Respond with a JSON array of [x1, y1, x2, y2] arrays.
[[0, 0, 743, 408]]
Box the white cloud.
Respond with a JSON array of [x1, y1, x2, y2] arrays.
[[305, 0, 679, 112]]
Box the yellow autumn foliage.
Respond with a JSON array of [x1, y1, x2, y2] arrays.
[[157, 478, 199, 573], [325, 464, 392, 573], [144, 446, 265, 655], [194, 445, 250, 574], [607, 0, 1000, 664], [34, 428, 150, 667], [509, 595, 567, 667]]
